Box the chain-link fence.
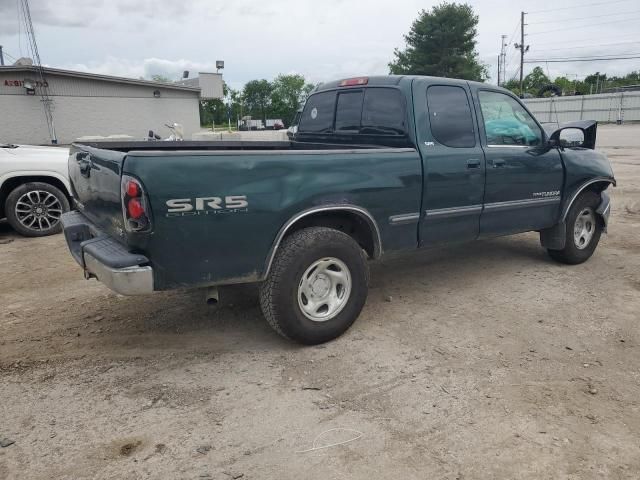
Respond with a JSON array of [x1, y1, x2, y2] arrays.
[[524, 92, 640, 124]]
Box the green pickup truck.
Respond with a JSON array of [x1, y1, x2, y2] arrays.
[[61, 76, 615, 344]]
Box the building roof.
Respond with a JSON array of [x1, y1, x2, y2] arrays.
[[0, 65, 201, 93]]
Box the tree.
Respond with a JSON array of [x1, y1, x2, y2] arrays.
[[270, 74, 315, 125], [151, 74, 171, 83], [200, 82, 231, 127], [523, 66, 550, 94], [389, 2, 488, 81], [502, 78, 520, 95], [243, 79, 273, 123]]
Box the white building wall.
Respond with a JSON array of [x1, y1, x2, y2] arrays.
[[0, 71, 201, 144]]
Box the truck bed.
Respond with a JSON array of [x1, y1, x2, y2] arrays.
[[75, 140, 391, 153]]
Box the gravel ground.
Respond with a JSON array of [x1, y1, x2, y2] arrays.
[[1, 129, 639, 479]]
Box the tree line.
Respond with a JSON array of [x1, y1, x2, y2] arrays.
[[502, 68, 640, 97], [199, 74, 315, 128]]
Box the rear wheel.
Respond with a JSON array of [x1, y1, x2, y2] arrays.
[[259, 227, 369, 344], [547, 191, 602, 265], [5, 182, 70, 237]]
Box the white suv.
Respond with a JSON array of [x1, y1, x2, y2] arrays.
[[0, 143, 71, 237]]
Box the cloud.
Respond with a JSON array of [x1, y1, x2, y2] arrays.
[[0, 0, 103, 34], [56, 56, 219, 81], [2, 0, 638, 88]]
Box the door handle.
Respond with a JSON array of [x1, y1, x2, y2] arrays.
[[492, 159, 506, 168], [466, 159, 481, 169]]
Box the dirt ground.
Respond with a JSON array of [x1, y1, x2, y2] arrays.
[[1, 126, 639, 480]]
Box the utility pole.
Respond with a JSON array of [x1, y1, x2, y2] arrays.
[[0, 45, 4, 66], [514, 11, 529, 97], [498, 34, 507, 86]]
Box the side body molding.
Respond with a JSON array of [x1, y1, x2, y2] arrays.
[[262, 205, 383, 278]]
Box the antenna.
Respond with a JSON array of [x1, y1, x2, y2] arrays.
[[18, 0, 57, 144]]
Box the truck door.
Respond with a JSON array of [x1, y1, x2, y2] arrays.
[[413, 80, 486, 246], [471, 88, 563, 236]]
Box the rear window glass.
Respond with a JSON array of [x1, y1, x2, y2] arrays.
[[298, 91, 336, 133], [361, 89, 405, 135], [426, 85, 475, 148], [335, 91, 364, 132]]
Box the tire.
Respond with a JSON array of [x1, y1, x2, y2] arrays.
[[5, 182, 70, 237], [547, 191, 602, 265], [259, 226, 369, 345]]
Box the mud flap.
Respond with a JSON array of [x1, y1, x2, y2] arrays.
[[540, 221, 566, 250], [596, 190, 610, 233]]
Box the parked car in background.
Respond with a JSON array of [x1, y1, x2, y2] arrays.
[[238, 117, 265, 131], [266, 119, 285, 130], [0, 143, 71, 236]]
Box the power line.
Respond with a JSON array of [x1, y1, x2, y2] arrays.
[[528, 9, 640, 24], [531, 40, 640, 52], [527, 0, 635, 14], [528, 53, 640, 59], [525, 55, 640, 63], [528, 16, 640, 35], [533, 33, 640, 47], [18, 0, 58, 144], [2, 49, 18, 61]]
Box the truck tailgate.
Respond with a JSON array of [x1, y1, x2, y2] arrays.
[[68, 145, 127, 239]]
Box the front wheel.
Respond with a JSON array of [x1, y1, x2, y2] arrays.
[[259, 227, 369, 344], [547, 191, 603, 265]]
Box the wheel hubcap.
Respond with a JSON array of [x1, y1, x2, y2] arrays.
[[573, 207, 596, 250], [298, 257, 352, 322], [14, 190, 62, 232]]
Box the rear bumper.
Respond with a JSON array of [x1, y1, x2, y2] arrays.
[[60, 211, 153, 295]]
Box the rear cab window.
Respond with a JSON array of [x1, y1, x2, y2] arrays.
[[361, 89, 406, 135], [298, 91, 336, 133], [298, 87, 407, 138], [335, 91, 364, 132]]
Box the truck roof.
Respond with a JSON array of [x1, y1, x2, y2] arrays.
[[313, 75, 503, 94]]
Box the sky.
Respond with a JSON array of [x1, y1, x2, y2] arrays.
[[0, 0, 639, 91]]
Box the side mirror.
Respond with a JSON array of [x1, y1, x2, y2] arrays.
[[555, 127, 586, 148], [548, 120, 597, 150]]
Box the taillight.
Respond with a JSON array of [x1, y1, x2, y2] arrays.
[[121, 175, 151, 232], [126, 180, 140, 198], [127, 198, 145, 219]]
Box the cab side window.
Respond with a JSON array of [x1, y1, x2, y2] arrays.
[[426, 85, 475, 148], [298, 91, 336, 133], [478, 91, 542, 146]]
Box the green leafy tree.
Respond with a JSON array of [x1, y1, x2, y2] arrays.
[[389, 2, 488, 81], [200, 82, 230, 127], [502, 78, 520, 95], [150, 74, 172, 83], [553, 76, 574, 95], [243, 79, 273, 123], [270, 74, 315, 125], [523, 66, 550, 94]]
